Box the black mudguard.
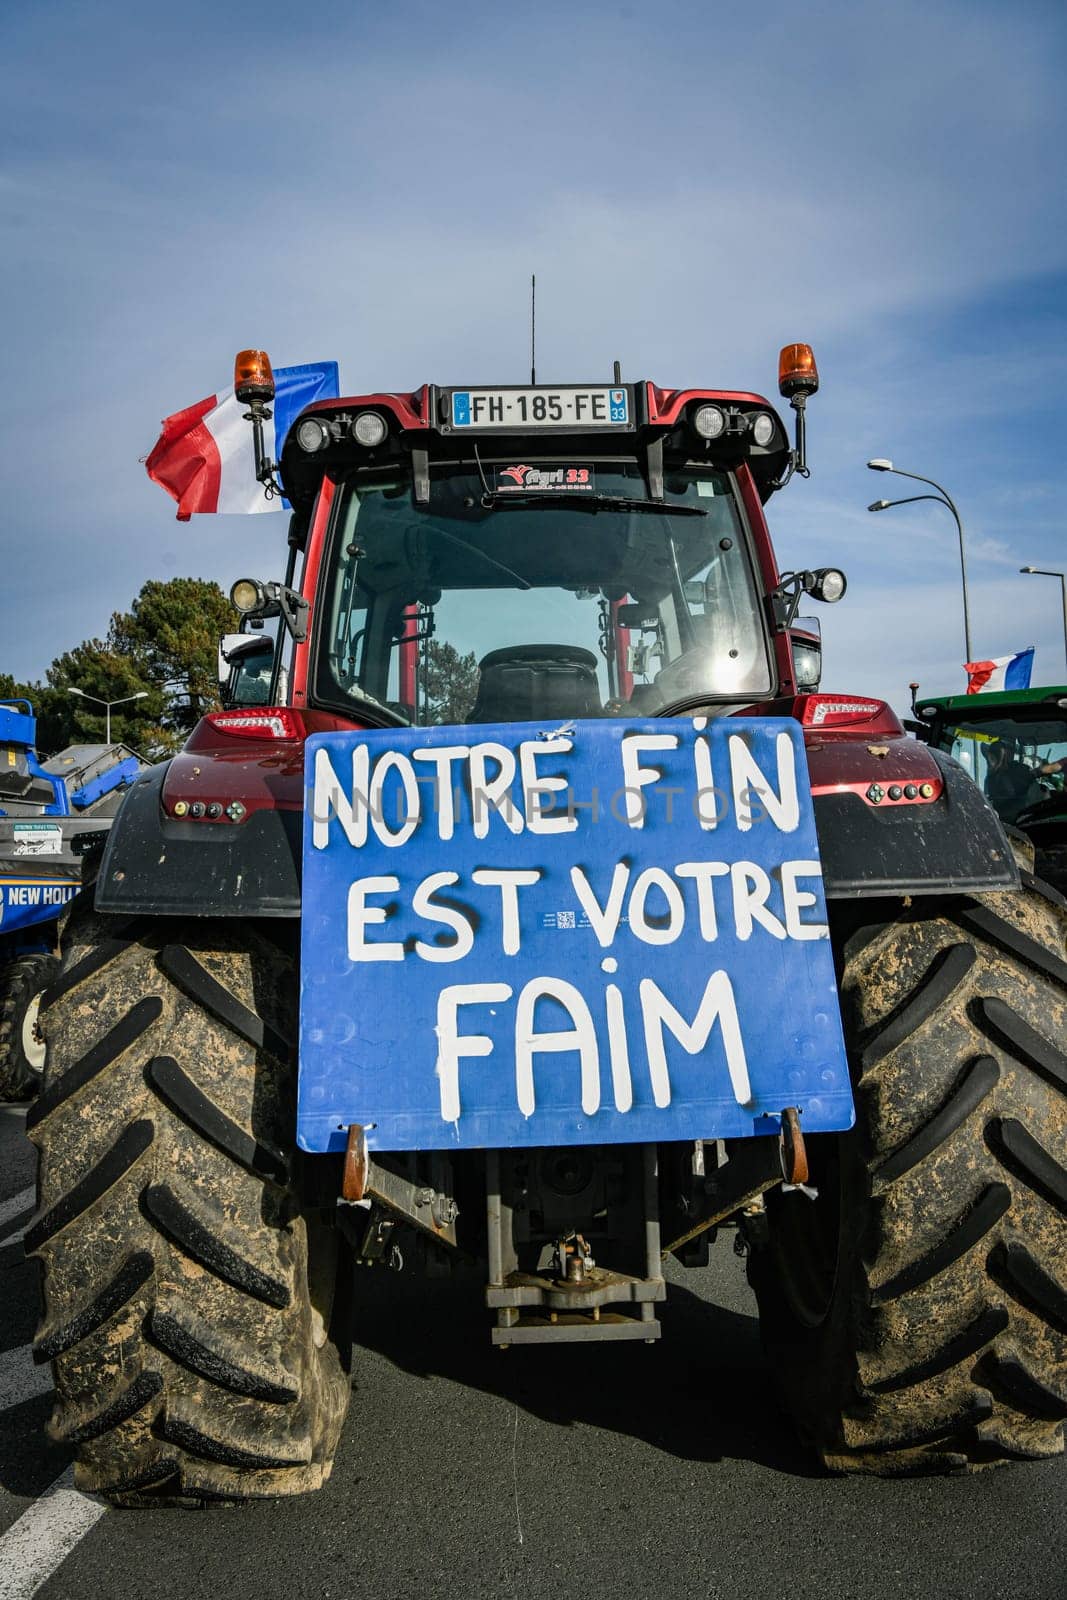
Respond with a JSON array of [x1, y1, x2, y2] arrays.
[[97, 747, 1017, 920], [816, 748, 1019, 899], [95, 763, 301, 918]]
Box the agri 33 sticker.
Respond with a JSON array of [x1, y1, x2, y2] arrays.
[[494, 465, 595, 493]]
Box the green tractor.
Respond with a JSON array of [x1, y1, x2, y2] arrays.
[[911, 685, 1067, 895]]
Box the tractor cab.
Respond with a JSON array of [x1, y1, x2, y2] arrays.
[[218, 629, 280, 707], [913, 683, 1067, 888], [225, 347, 846, 738]]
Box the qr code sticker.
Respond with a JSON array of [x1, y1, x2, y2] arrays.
[[557, 910, 576, 929]]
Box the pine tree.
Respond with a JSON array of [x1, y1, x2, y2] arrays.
[[421, 639, 480, 724]]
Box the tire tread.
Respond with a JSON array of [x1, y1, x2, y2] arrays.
[[750, 878, 1067, 1474], [29, 907, 349, 1503]]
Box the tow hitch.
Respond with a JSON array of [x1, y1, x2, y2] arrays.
[[485, 1144, 665, 1345]]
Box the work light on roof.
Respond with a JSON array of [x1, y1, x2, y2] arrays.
[[296, 417, 331, 453], [351, 411, 387, 447], [693, 404, 726, 440], [752, 412, 775, 447]]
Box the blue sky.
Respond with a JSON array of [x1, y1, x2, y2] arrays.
[[3, 0, 1065, 711]]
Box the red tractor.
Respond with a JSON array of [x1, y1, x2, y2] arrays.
[[27, 345, 1065, 1503]]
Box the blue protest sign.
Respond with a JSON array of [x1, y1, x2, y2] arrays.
[[298, 718, 853, 1154]]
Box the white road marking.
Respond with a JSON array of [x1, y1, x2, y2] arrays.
[[0, 1466, 105, 1600], [510, 1402, 524, 1546], [0, 1186, 34, 1233], [0, 1343, 51, 1410]]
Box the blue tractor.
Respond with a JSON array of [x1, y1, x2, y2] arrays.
[[0, 699, 145, 1098]]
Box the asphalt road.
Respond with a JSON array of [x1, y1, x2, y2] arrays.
[[1, 1103, 1063, 1600]]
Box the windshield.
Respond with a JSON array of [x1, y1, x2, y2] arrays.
[[935, 710, 1067, 824], [313, 463, 772, 726]]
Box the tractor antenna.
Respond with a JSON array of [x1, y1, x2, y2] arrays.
[[530, 274, 536, 385], [613, 360, 622, 384]]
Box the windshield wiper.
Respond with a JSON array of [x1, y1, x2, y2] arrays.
[[653, 694, 753, 719], [430, 526, 533, 588], [480, 492, 707, 517]]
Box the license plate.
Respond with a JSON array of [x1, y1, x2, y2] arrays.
[[446, 386, 631, 431]]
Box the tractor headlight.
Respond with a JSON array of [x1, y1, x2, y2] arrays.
[[752, 412, 775, 447], [351, 411, 387, 447], [231, 578, 267, 614], [693, 404, 726, 440], [295, 417, 331, 453], [809, 568, 847, 603]]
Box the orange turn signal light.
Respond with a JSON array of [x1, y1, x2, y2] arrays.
[[234, 349, 275, 404], [778, 343, 819, 400]]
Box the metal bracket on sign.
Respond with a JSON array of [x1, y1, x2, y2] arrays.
[[340, 1123, 459, 1248], [646, 434, 664, 501], [779, 1105, 817, 1199], [412, 448, 430, 504]]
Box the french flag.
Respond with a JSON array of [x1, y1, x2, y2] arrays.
[[145, 361, 339, 520], [964, 647, 1035, 694]]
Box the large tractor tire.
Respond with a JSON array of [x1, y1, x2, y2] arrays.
[[749, 876, 1066, 1474], [0, 952, 57, 1101], [25, 903, 351, 1504]]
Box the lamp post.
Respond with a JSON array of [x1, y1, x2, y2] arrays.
[[1019, 566, 1067, 675], [68, 689, 148, 745], [867, 459, 973, 665]]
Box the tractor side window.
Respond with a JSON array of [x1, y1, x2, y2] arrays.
[[945, 715, 1067, 824], [321, 477, 409, 716], [640, 473, 771, 703]]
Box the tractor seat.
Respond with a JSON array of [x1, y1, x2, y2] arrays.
[[469, 644, 603, 724], [626, 682, 660, 713]]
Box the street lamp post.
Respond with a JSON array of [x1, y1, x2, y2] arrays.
[[866, 459, 973, 665], [68, 689, 149, 745], [1019, 566, 1067, 675]]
